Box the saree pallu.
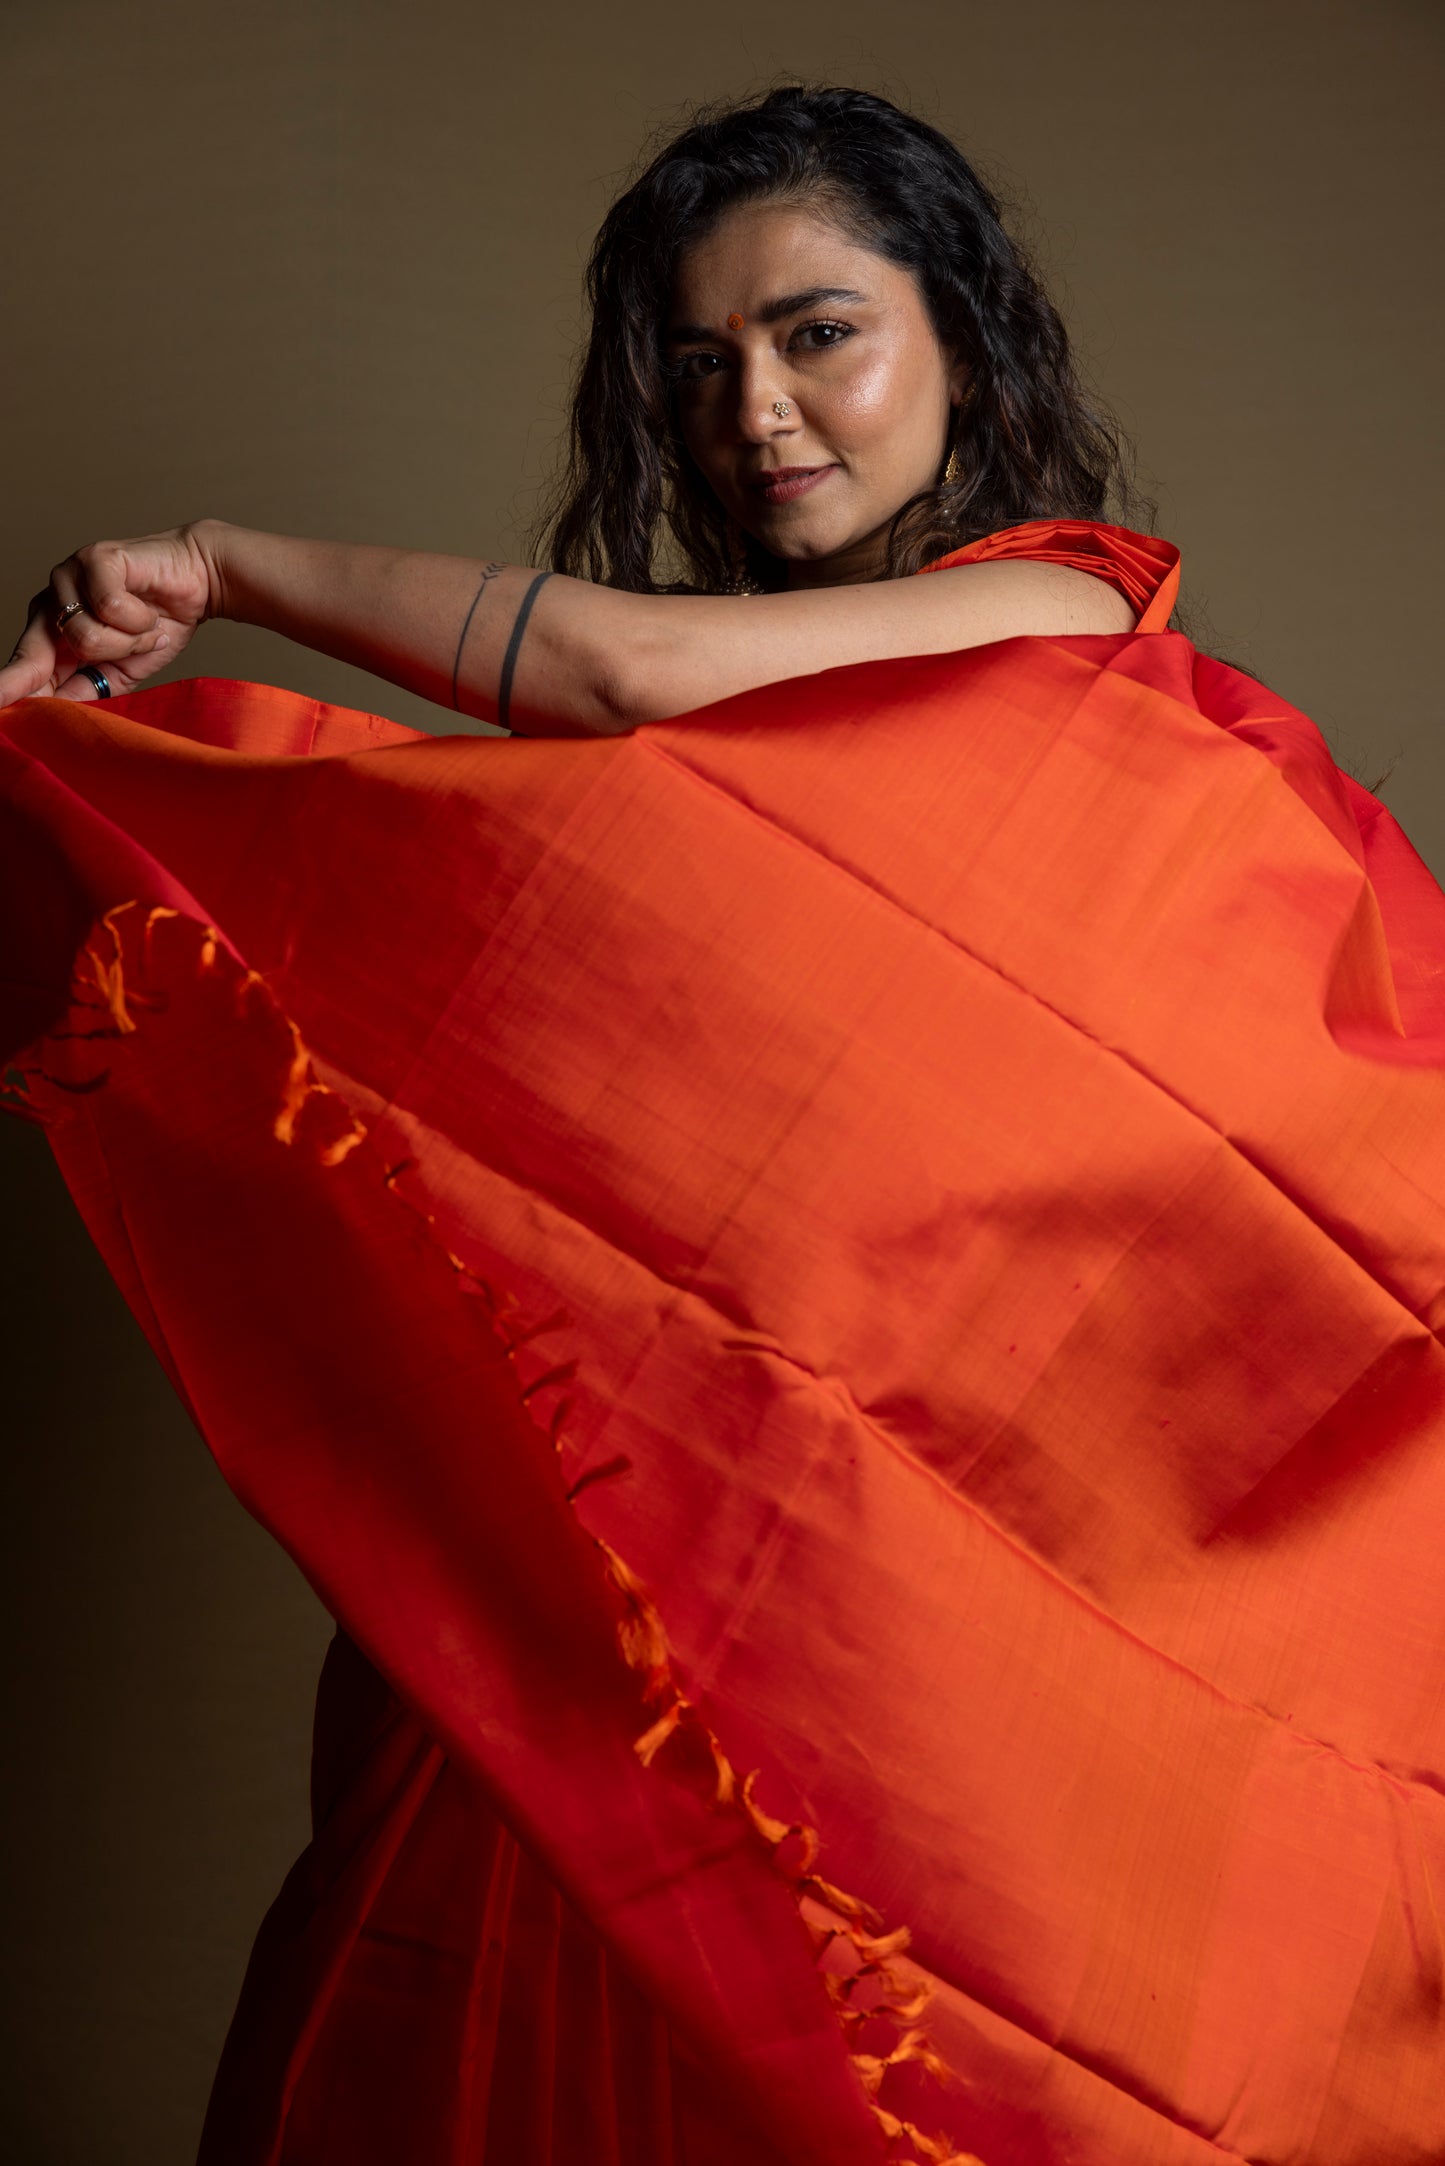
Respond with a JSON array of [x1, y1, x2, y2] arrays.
[[2, 523, 1444, 2165]]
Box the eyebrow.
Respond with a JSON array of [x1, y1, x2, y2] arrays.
[[664, 286, 870, 343]]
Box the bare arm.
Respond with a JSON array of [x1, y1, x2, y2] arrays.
[[207, 522, 616, 737], [0, 518, 1135, 728], [208, 519, 1135, 734], [615, 558, 1135, 723]]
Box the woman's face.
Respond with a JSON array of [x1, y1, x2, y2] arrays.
[[665, 198, 968, 589]]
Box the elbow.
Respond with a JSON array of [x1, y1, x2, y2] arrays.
[[587, 668, 648, 734], [591, 613, 693, 731]]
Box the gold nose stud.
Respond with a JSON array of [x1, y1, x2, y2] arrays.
[[772, 399, 792, 418]]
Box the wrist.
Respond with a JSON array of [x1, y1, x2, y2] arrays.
[[186, 517, 239, 623]]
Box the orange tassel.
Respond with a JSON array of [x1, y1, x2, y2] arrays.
[[633, 1698, 689, 1766]]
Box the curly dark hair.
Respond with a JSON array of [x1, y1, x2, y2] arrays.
[[533, 83, 1142, 594]]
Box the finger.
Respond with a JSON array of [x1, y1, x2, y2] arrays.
[[47, 569, 94, 647], [73, 543, 158, 636], [0, 659, 44, 706], [50, 667, 103, 701], [0, 653, 73, 705], [50, 589, 162, 665], [1, 625, 167, 708], [0, 606, 65, 707], [52, 642, 166, 701], [45, 552, 151, 662]]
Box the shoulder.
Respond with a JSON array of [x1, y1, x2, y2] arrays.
[[917, 555, 1137, 636], [921, 517, 1179, 631]]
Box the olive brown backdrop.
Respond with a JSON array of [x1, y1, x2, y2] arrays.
[[2, 2, 1441, 2157]]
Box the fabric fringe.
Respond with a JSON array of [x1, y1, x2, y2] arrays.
[[5, 898, 987, 2166]]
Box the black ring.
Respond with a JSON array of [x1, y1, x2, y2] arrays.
[[77, 663, 112, 699]]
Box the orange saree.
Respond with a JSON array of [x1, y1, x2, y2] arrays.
[[2, 522, 1443, 2166]]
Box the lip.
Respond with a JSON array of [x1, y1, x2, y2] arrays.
[[751, 465, 836, 506]]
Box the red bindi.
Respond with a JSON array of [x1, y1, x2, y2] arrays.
[[726, 312, 745, 330]]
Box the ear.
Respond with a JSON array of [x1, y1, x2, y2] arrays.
[[947, 351, 973, 408]]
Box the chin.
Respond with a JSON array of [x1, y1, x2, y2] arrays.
[[752, 517, 851, 562]]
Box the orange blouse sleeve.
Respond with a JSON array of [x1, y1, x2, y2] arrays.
[[917, 517, 1181, 632]]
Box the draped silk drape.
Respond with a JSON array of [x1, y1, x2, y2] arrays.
[[3, 523, 1442, 2165]]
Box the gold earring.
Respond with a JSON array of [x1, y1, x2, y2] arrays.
[[944, 381, 977, 487]]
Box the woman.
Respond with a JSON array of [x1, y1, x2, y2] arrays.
[[2, 85, 1442, 2166], [0, 106, 1142, 718]]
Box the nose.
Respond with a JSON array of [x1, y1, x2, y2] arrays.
[[732, 348, 798, 444]]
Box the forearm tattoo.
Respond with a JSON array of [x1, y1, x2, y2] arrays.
[[450, 560, 506, 711], [496, 571, 553, 732]]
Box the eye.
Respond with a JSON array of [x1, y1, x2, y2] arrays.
[[793, 317, 854, 351], [661, 318, 855, 389], [663, 349, 724, 386]]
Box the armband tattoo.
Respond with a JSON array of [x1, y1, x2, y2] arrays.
[[450, 560, 505, 712], [497, 572, 553, 733]]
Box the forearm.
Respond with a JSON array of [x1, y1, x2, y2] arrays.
[[200, 519, 639, 735]]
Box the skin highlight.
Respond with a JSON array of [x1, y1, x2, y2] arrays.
[[665, 200, 969, 590]]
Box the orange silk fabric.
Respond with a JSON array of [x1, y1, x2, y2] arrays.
[[920, 516, 1182, 631], [2, 523, 1443, 2166]]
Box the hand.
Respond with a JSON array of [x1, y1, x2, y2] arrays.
[[0, 519, 222, 708]]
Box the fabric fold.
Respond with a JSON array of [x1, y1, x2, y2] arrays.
[[4, 522, 1443, 2163]]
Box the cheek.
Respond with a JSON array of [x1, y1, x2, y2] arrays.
[[825, 345, 938, 444], [830, 358, 895, 429]]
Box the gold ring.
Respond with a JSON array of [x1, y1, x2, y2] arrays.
[[55, 599, 86, 632]]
